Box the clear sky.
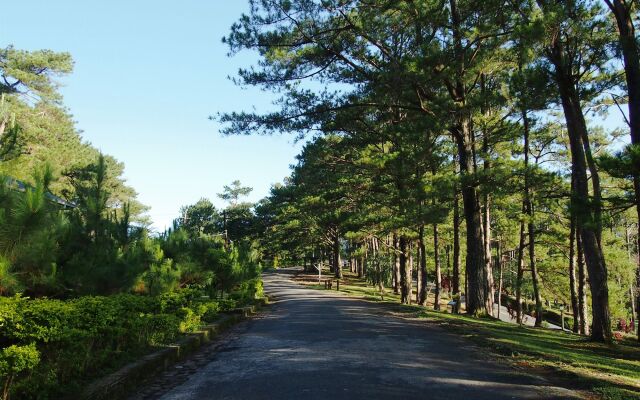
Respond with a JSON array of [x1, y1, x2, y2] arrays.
[[1, 1, 305, 231]]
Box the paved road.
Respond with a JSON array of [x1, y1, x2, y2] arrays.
[[157, 269, 580, 400]]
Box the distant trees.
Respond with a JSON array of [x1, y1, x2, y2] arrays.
[[164, 180, 261, 297], [0, 166, 63, 295], [179, 198, 219, 236], [218, 180, 255, 243], [0, 45, 73, 101], [0, 44, 262, 302], [218, 180, 252, 206]]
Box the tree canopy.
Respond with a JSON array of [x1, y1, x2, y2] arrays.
[[220, 0, 640, 344]]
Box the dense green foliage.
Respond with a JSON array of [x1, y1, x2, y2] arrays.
[[222, 0, 640, 344], [0, 290, 246, 399], [0, 45, 265, 399], [0, 170, 262, 399]]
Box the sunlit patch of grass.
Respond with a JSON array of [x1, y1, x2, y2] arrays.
[[419, 309, 640, 399]]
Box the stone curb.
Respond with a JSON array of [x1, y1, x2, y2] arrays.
[[79, 299, 267, 400]]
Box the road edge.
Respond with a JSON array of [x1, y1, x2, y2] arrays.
[[79, 299, 269, 400]]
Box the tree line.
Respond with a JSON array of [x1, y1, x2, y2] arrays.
[[0, 44, 270, 399], [0, 45, 262, 301], [221, 0, 640, 343]]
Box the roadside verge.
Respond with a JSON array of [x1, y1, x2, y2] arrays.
[[80, 299, 268, 400]]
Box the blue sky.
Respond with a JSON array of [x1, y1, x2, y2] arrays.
[[1, 1, 305, 231]]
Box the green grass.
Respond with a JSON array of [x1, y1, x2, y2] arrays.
[[417, 310, 640, 399], [296, 270, 640, 400]]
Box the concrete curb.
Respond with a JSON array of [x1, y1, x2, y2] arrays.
[[79, 299, 267, 400]]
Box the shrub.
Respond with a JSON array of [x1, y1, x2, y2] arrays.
[[143, 259, 181, 296], [0, 343, 40, 400], [230, 278, 264, 304], [177, 307, 201, 333], [200, 301, 220, 322], [0, 290, 226, 399], [218, 298, 238, 311]]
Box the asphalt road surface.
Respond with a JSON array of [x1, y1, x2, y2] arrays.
[[156, 269, 580, 400]]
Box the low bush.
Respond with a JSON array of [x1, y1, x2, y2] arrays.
[[0, 290, 228, 400], [0, 343, 39, 400], [229, 278, 263, 303]]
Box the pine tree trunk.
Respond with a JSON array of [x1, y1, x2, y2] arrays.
[[419, 230, 428, 306], [464, 264, 468, 312], [333, 230, 342, 279], [374, 237, 383, 292], [349, 241, 355, 273], [497, 239, 503, 319], [409, 242, 421, 304], [550, 39, 611, 342], [636, 233, 640, 340], [399, 236, 412, 304], [453, 165, 461, 297], [446, 244, 451, 298], [577, 231, 589, 336], [567, 116, 610, 341], [434, 223, 442, 310], [358, 242, 365, 278], [483, 199, 494, 314], [410, 242, 416, 303], [448, 0, 489, 316], [481, 77, 494, 315], [516, 217, 526, 325], [522, 108, 543, 327], [393, 233, 400, 294], [452, 114, 488, 316], [630, 286, 636, 330], [635, 185, 640, 341], [529, 209, 543, 327], [569, 215, 580, 333]]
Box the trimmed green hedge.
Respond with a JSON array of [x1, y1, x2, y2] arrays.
[[0, 278, 264, 399], [0, 289, 226, 399]]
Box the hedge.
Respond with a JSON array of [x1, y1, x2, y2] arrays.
[[0, 286, 250, 400]]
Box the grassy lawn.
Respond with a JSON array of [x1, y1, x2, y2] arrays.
[[294, 269, 640, 400], [418, 309, 640, 399]]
